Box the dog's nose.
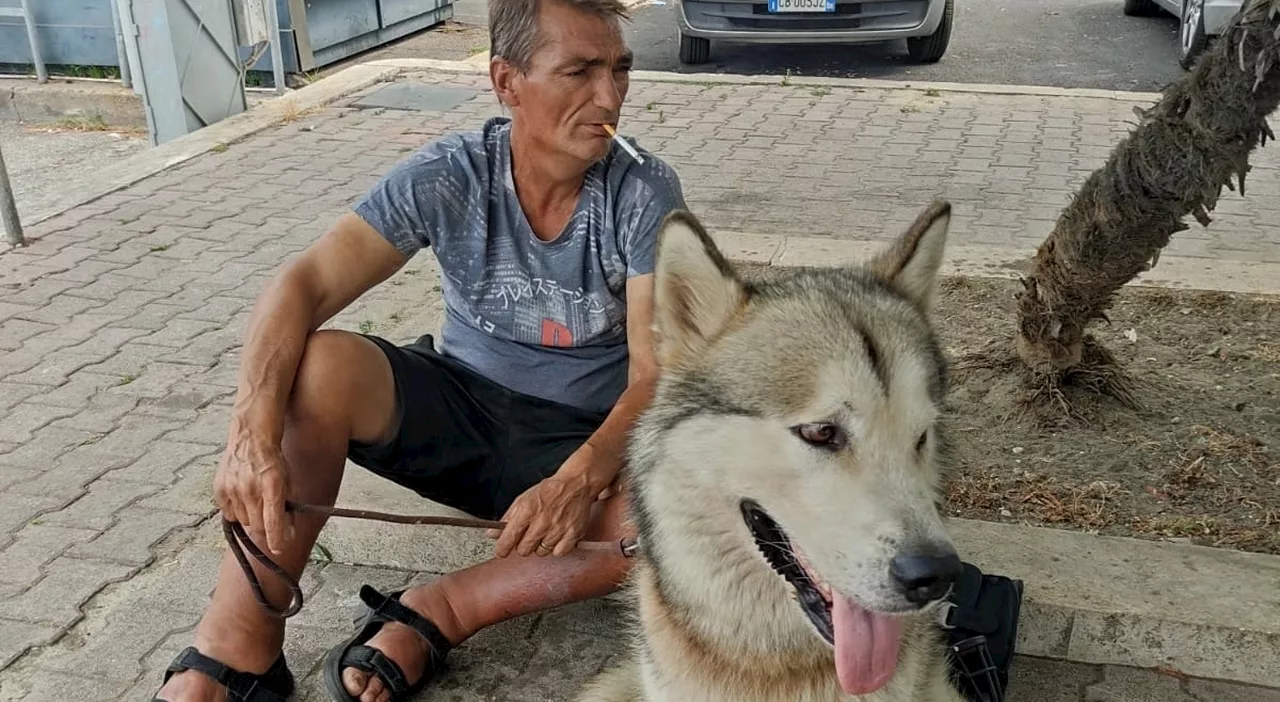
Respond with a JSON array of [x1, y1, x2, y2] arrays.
[[890, 548, 962, 605]]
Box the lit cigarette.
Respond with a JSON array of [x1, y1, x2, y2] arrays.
[[603, 124, 645, 164]]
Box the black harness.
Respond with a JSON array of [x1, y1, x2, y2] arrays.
[[940, 561, 1025, 702]]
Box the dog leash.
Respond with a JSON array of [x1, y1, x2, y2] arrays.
[[225, 500, 640, 619]]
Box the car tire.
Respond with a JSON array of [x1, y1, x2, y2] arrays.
[[1123, 0, 1162, 17], [1178, 0, 1209, 70], [678, 30, 711, 64], [906, 0, 953, 64]]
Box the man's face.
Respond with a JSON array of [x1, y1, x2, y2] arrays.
[[498, 1, 634, 164]]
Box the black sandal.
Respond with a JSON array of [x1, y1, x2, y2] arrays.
[[153, 646, 295, 701], [322, 585, 453, 701]]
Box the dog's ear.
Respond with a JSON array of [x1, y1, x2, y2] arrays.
[[870, 200, 951, 313], [653, 210, 748, 367]]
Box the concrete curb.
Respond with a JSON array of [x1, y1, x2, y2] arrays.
[[0, 78, 147, 129], [714, 231, 1280, 296], [320, 469, 1280, 690], [363, 57, 1166, 102]]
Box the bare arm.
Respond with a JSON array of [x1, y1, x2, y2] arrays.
[[493, 274, 661, 558], [560, 273, 660, 495], [218, 212, 408, 550]]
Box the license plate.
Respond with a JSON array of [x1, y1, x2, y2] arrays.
[[767, 0, 835, 11]]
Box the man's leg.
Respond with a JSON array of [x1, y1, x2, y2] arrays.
[[156, 331, 399, 702], [341, 492, 634, 701]]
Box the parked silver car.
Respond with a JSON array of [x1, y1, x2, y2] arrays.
[[1123, 0, 1243, 69], [674, 0, 954, 65]]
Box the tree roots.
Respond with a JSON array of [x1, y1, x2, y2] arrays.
[[954, 336, 1141, 423]]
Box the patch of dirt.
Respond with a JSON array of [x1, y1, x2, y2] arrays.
[[934, 277, 1280, 554]]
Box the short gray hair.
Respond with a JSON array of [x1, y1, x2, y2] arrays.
[[489, 0, 630, 71]]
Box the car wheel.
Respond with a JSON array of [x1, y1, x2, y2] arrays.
[[678, 30, 711, 64], [1123, 0, 1162, 17], [906, 0, 953, 64], [1178, 0, 1209, 70]]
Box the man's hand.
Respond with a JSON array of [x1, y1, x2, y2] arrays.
[[491, 469, 599, 558], [212, 417, 295, 555]]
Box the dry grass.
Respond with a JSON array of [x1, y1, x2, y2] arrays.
[[946, 470, 1129, 531], [279, 100, 320, 124], [1255, 342, 1280, 362]]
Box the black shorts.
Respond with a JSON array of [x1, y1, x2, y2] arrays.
[[346, 334, 609, 521]]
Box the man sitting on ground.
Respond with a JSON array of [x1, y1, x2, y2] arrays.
[[152, 0, 684, 699]]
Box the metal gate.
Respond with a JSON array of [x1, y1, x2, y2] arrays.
[[124, 0, 251, 145]]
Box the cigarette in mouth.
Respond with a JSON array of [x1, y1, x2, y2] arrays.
[[603, 124, 645, 164]]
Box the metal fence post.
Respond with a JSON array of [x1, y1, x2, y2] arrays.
[[265, 0, 287, 94], [18, 0, 47, 84], [109, 0, 133, 89], [0, 142, 25, 248]]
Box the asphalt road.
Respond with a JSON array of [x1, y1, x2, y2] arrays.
[[623, 0, 1187, 92]]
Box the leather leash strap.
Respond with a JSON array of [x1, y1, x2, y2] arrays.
[[225, 500, 639, 619]]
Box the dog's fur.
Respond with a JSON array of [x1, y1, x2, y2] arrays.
[[576, 201, 967, 702]]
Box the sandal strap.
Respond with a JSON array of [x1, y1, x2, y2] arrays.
[[162, 647, 293, 702], [340, 645, 413, 694], [357, 585, 453, 660]]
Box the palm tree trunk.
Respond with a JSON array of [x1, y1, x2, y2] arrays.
[[1015, 0, 1280, 382]]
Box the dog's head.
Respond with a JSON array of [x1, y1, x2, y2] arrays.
[[637, 201, 959, 695]]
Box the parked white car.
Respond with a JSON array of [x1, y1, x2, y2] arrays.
[[674, 0, 954, 65], [1124, 0, 1244, 69]]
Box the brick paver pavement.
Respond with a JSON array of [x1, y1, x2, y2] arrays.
[[1, 68, 1279, 699]]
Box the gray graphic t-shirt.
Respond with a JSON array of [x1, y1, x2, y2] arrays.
[[354, 116, 685, 415]]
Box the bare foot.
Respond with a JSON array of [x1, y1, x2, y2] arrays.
[[340, 585, 464, 702]]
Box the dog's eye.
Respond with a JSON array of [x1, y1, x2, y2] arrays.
[[916, 431, 928, 452], [792, 422, 846, 450]]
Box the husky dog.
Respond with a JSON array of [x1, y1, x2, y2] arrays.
[[577, 201, 967, 702]]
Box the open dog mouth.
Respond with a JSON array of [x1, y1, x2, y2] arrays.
[[740, 498, 836, 644], [739, 498, 906, 696]]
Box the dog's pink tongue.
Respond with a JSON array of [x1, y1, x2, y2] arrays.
[[832, 592, 903, 696]]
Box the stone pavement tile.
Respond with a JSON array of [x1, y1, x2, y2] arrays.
[[4, 449, 134, 504], [0, 301, 36, 324], [6, 328, 150, 387], [37, 478, 165, 531], [65, 415, 189, 467], [102, 441, 219, 486], [0, 556, 135, 628], [136, 462, 217, 516], [0, 317, 55, 351], [1187, 678, 1280, 702], [0, 462, 26, 492], [1007, 656, 1101, 701], [31, 370, 126, 409], [1085, 665, 1197, 701], [105, 361, 203, 401], [46, 393, 139, 435], [501, 627, 623, 702], [20, 312, 131, 357], [65, 505, 204, 567], [0, 381, 42, 413], [161, 403, 232, 449], [8, 537, 229, 689], [0, 523, 99, 588], [0, 493, 67, 544], [0, 402, 78, 445], [78, 342, 180, 380], [0, 618, 62, 670], [0, 667, 133, 702], [32, 585, 202, 683]]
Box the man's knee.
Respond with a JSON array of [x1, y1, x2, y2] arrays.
[[288, 330, 397, 444]]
